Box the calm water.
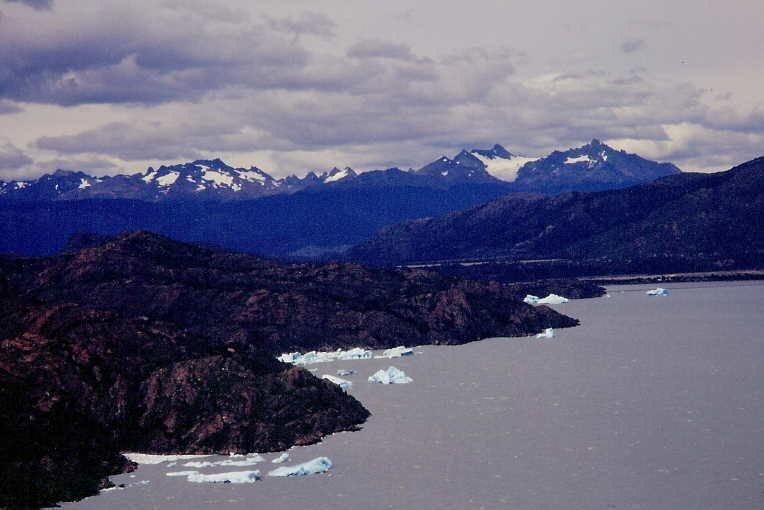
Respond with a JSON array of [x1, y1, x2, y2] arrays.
[[62, 281, 764, 510]]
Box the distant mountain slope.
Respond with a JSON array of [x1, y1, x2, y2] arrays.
[[512, 139, 681, 193], [0, 184, 514, 257], [0, 141, 681, 202], [348, 157, 764, 268]]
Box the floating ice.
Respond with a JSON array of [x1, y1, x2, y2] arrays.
[[337, 369, 355, 376], [183, 455, 264, 468], [268, 457, 332, 477], [536, 294, 569, 305], [122, 453, 212, 465], [187, 470, 261, 484], [321, 374, 352, 390], [278, 347, 373, 365], [166, 471, 198, 477], [377, 346, 414, 358], [536, 328, 555, 339], [271, 453, 290, 464], [646, 288, 669, 296], [368, 366, 413, 384], [338, 348, 373, 360], [523, 294, 540, 305]]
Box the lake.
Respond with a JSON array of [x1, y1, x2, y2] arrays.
[[62, 281, 764, 510]]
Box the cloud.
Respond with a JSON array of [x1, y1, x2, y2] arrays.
[[3, 0, 52, 10], [347, 40, 414, 60], [0, 139, 32, 170], [0, 100, 22, 114], [620, 39, 645, 53]]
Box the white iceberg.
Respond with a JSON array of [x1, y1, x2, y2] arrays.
[[166, 471, 198, 477], [523, 294, 540, 305], [368, 366, 413, 384], [187, 470, 261, 484], [646, 287, 669, 296], [336, 369, 355, 376], [267, 457, 332, 477], [183, 455, 263, 468], [122, 453, 212, 465], [337, 347, 373, 360], [536, 328, 555, 339], [536, 294, 569, 305], [271, 453, 290, 464], [321, 374, 352, 390], [277, 347, 373, 365], [377, 346, 414, 358]]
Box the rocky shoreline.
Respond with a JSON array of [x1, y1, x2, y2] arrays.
[[0, 232, 591, 509]]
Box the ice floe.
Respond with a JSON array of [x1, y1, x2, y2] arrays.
[[368, 366, 413, 384], [537, 294, 569, 305], [268, 457, 332, 477], [524, 294, 569, 305], [187, 470, 261, 484], [536, 328, 555, 339], [646, 287, 669, 296], [183, 456, 263, 468], [165, 471, 198, 477], [377, 346, 414, 358], [271, 453, 290, 464], [336, 369, 355, 376], [321, 374, 352, 390], [278, 347, 373, 365], [122, 453, 212, 465]]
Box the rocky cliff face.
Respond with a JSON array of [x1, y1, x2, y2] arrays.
[[0, 232, 578, 508], [0, 274, 368, 509]]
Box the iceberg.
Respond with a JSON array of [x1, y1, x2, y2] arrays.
[[377, 346, 414, 358], [337, 347, 373, 360], [536, 328, 555, 339], [646, 287, 669, 296], [536, 294, 569, 305], [368, 366, 413, 384], [187, 470, 261, 484], [523, 294, 540, 305], [277, 347, 373, 365], [321, 374, 352, 390], [183, 455, 263, 468], [267, 457, 332, 477], [336, 369, 355, 376], [165, 471, 198, 477], [122, 453, 212, 465], [271, 453, 290, 464]]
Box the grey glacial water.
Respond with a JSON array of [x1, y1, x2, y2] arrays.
[[62, 281, 764, 510]]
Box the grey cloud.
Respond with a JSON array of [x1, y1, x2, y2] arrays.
[[0, 100, 22, 114], [267, 11, 336, 39], [621, 39, 645, 53], [0, 140, 32, 170], [0, 4, 315, 105], [347, 40, 414, 60], [4, 0, 52, 10]]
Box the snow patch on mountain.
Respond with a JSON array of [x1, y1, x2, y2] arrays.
[[564, 155, 595, 166], [472, 152, 537, 182]]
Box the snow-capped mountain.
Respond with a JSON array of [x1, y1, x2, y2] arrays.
[[469, 144, 538, 182], [512, 139, 681, 192], [136, 159, 282, 199], [0, 141, 682, 202], [0, 170, 101, 200]]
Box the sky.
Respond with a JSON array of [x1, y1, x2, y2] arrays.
[[0, 0, 762, 180]]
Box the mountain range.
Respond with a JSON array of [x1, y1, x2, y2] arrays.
[[0, 140, 679, 201], [348, 156, 764, 272]]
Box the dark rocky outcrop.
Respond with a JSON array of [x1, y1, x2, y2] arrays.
[[0, 232, 578, 508]]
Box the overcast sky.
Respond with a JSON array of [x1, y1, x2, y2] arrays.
[[0, 0, 762, 179]]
